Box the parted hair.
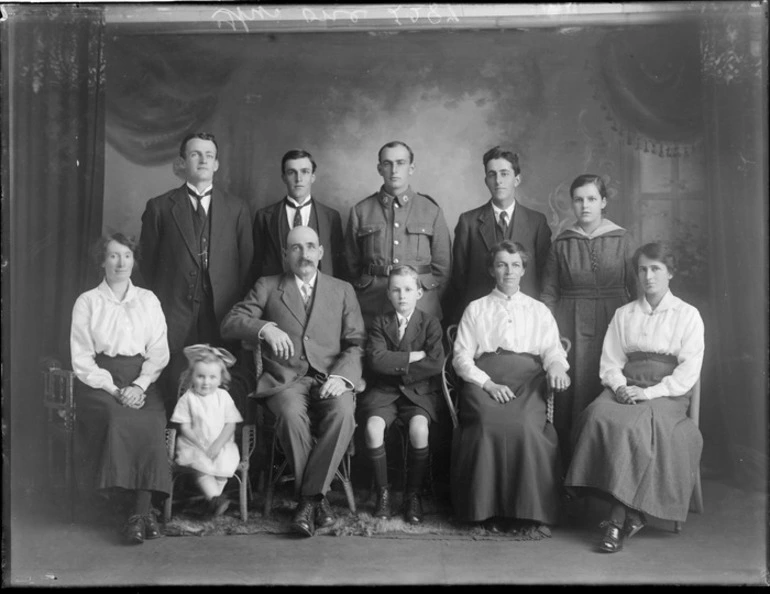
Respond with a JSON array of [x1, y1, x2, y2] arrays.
[[179, 132, 219, 159], [570, 173, 608, 200], [632, 242, 678, 275], [378, 141, 415, 164], [486, 240, 530, 269], [282, 149, 318, 174], [387, 265, 422, 289], [483, 146, 521, 176], [91, 233, 139, 274]]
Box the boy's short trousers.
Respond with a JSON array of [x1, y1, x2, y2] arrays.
[[359, 394, 433, 427]]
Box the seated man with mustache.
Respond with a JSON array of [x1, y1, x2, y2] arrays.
[[221, 226, 366, 537]]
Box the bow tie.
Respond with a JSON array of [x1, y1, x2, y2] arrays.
[[188, 188, 213, 200]]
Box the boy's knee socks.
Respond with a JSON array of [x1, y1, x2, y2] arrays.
[[406, 445, 429, 494], [366, 444, 388, 489]]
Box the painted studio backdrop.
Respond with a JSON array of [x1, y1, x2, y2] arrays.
[[5, 5, 767, 500]]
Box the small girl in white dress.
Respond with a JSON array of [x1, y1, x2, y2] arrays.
[[170, 344, 243, 516]]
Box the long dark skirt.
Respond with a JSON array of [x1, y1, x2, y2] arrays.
[[74, 354, 171, 497], [564, 353, 702, 522], [450, 351, 561, 525]]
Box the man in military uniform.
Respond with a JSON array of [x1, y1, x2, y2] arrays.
[[345, 141, 451, 328]]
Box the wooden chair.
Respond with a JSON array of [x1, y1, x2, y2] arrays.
[[244, 341, 358, 518], [674, 377, 704, 532], [42, 359, 77, 522], [441, 324, 572, 429], [163, 371, 258, 522]]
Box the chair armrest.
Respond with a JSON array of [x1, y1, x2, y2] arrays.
[[165, 427, 177, 462], [241, 423, 258, 461], [441, 354, 460, 430]]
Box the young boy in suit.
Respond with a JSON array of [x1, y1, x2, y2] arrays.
[[359, 265, 445, 524]]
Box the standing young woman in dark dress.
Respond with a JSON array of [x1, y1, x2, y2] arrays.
[[70, 233, 171, 544], [541, 174, 636, 464], [564, 242, 705, 553]]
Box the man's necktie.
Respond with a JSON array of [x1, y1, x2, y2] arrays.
[[301, 283, 312, 313], [499, 210, 509, 236], [398, 316, 408, 341], [289, 199, 312, 228], [188, 188, 212, 220]]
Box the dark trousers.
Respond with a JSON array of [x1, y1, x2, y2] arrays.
[[265, 376, 356, 498], [161, 287, 220, 417]]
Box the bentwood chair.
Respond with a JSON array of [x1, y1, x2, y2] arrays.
[[243, 341, 359, 518], [441, 324, 572, 429], [163, 369, 258, 523], [674, 377, 704, 532], [42, 358, 77, 522]]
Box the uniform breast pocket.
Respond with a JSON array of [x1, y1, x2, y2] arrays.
[[406, 222, 434, 260], [356, 224, 384, 259]]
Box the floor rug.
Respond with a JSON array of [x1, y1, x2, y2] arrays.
[[163, 489, 552, 541]]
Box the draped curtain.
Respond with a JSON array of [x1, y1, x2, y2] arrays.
[[593, 23, 702, 157], [699, 7, 768, 491], [106, 35, 240, 166], [5, 5, 106, 493]]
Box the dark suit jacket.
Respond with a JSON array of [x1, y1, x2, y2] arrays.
[[252, 198, 347, 283], [139, 184, 254, 353], [220, 271, 366, 397], [450, 200, 552, 323], [364, 309, 444, 416]]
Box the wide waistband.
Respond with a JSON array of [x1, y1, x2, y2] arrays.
[[477, 349, 542, 363], [367, 264, 432, 277], [559, 286, 628, 299], [626, 351, 678, 365]]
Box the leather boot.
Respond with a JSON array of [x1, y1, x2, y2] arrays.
[[373, 486, 391, 519], [315, 496, 336, 529], [291, 498, 316, 537], [403, 491, 423, 525]]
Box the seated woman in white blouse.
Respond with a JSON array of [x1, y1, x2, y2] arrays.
[[564, 242, 705, 554], [452, 240, 571, 535], [70, 233, 170, 545]]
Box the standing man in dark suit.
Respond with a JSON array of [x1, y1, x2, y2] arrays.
[[450, 146, 552, 323], [221, 226, 366, 538], [140, 132, 254, 414], [252, 149, 346, 282], [345, 140, 451, 328]]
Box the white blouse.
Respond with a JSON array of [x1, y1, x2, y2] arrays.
[[600, 290, 704, 400], [70, 279, 170, 394], [453, 289, 569, 387]]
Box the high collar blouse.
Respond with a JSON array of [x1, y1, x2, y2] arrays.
[[453, 289, 569, 387], [70, 279, 170, 394], [600, 290, 705, 399]]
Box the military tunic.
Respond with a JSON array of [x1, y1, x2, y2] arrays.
[[345, 186, 451, 327]]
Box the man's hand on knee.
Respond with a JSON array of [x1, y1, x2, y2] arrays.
[[319, 377, 348, 399]]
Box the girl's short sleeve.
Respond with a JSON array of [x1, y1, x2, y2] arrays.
[[221, 390, 244, 423], [170, 392, 193, 424]]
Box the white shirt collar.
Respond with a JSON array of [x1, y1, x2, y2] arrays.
[[186, 182, 213, 195], [490, 287, 525, 303], [491, 200, 515, 221], [638, 289, 677, 314], [285, 195, 313, 208], [396, 310, 415, 326], [294, 272, 318, 292], [98, 278, 137, 304], [186, 183, 213, 212]]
